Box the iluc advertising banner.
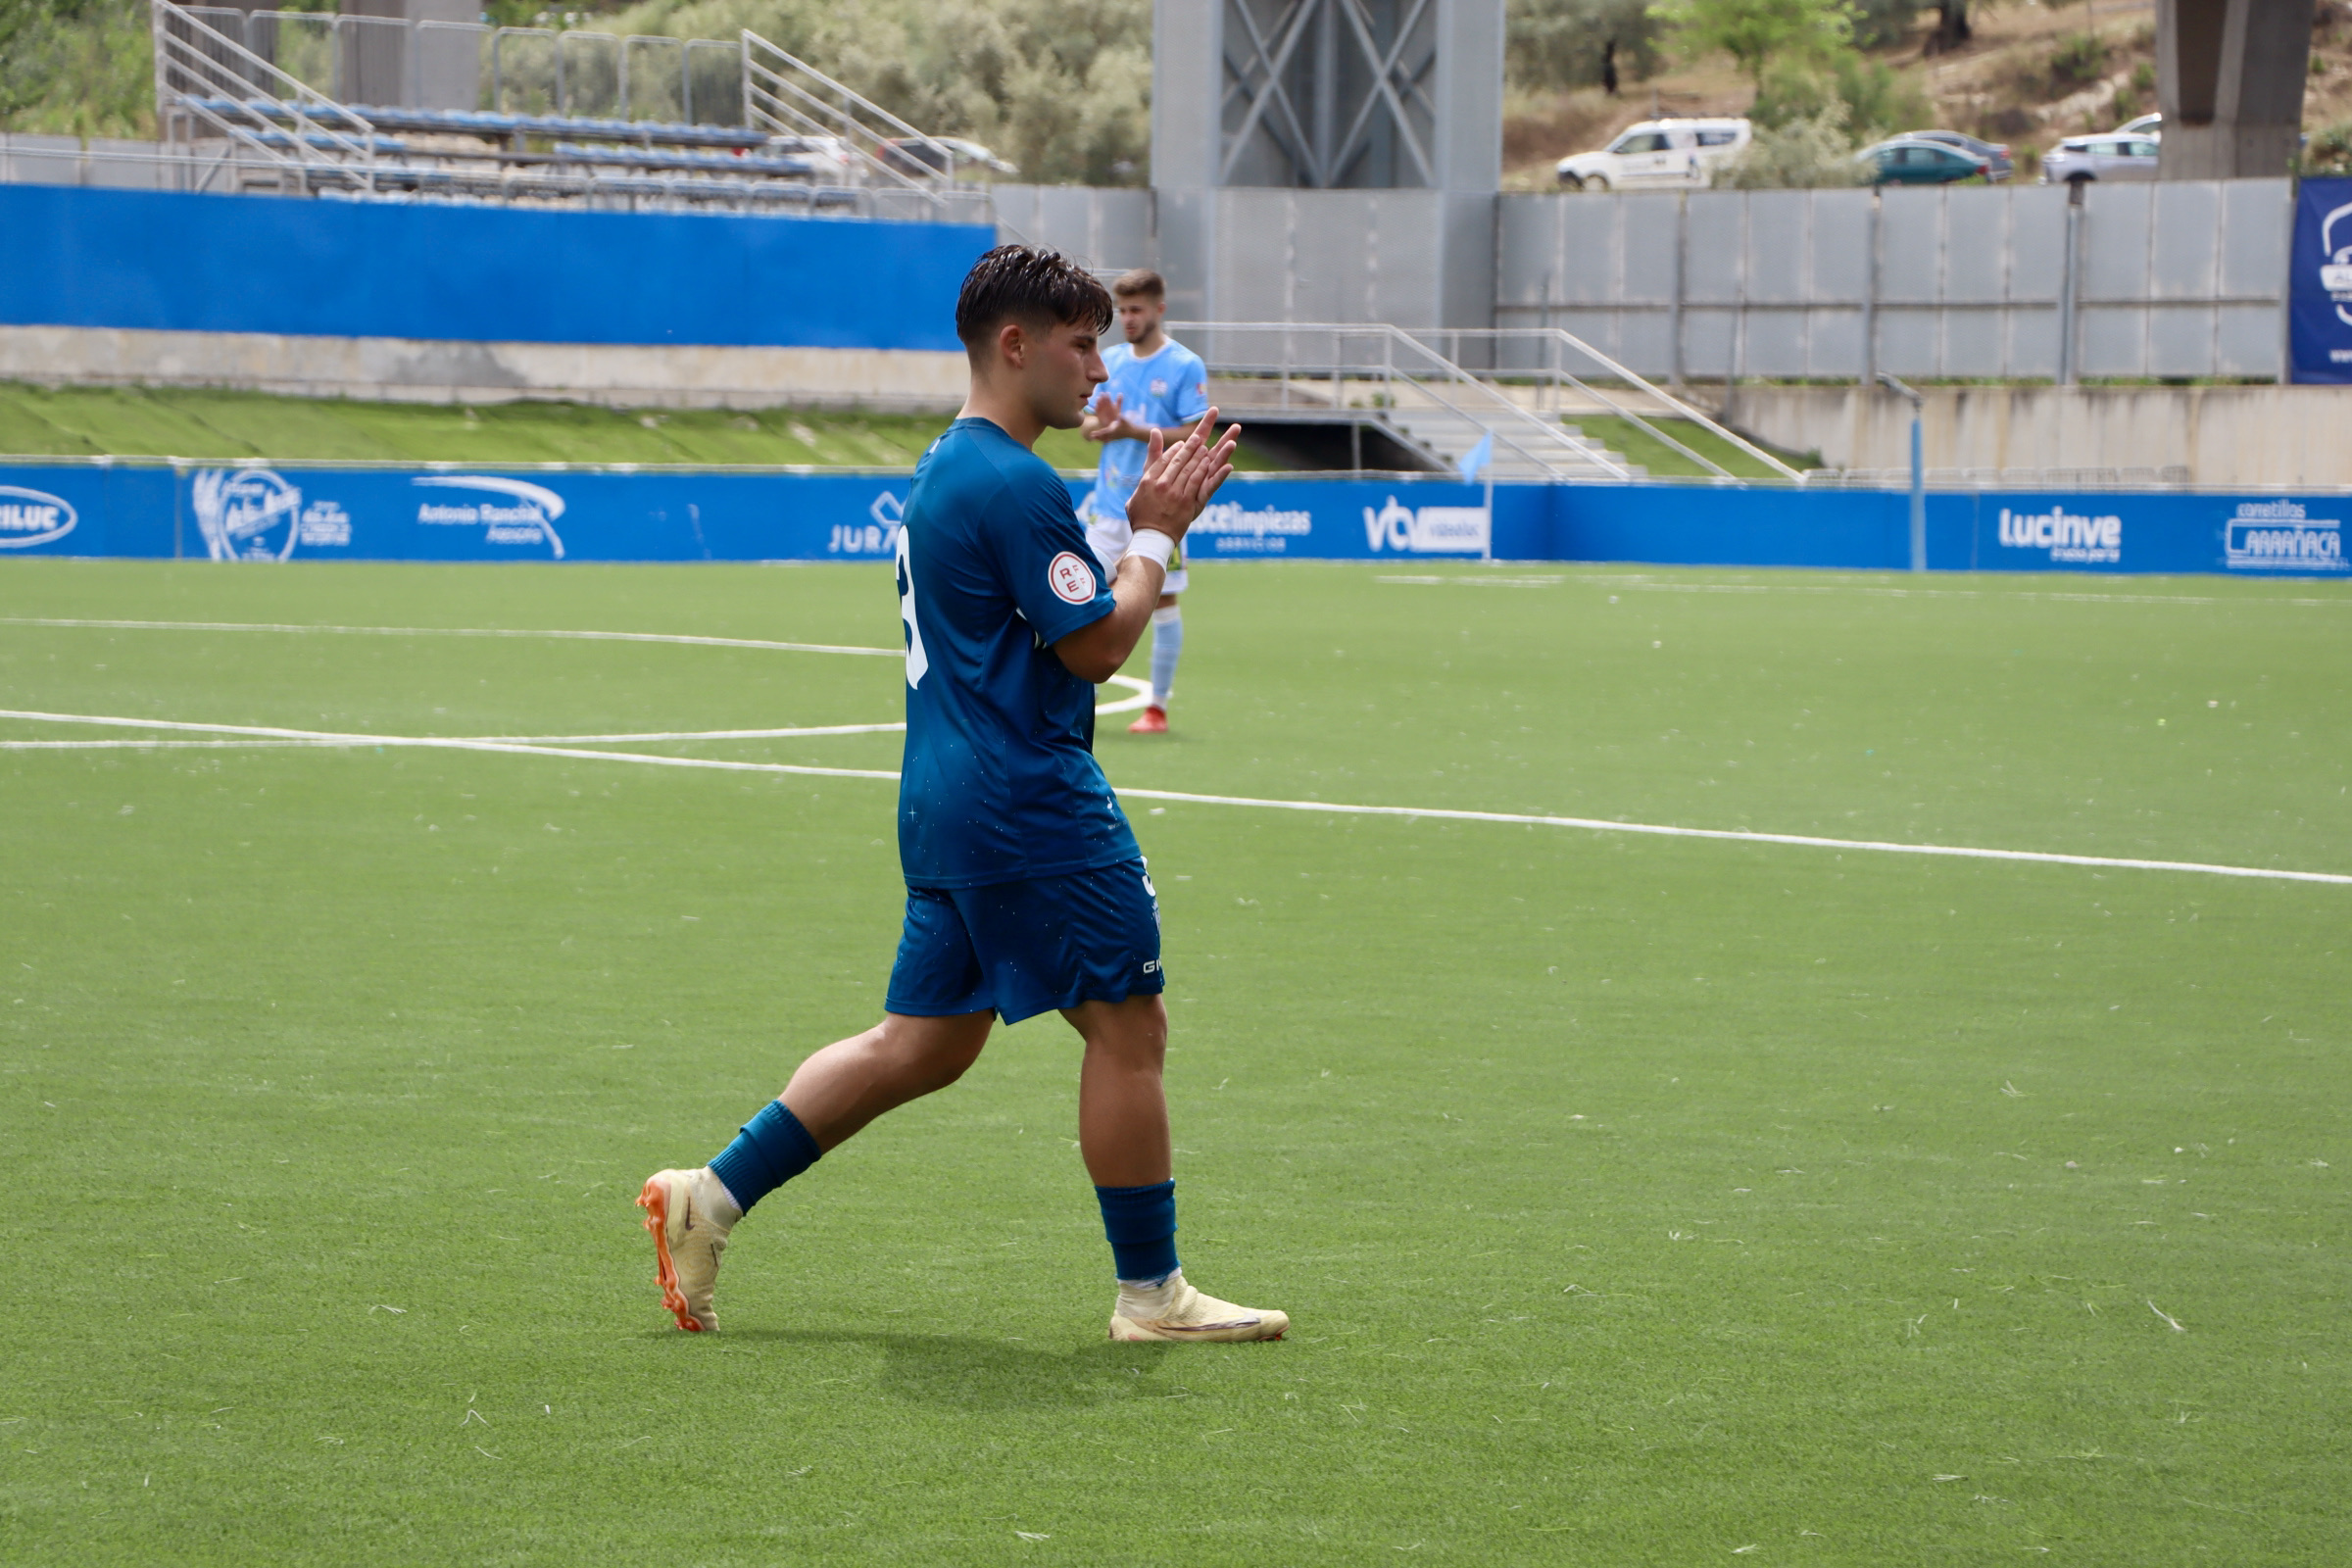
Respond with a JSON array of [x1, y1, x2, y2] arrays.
[[2289, 176, 2352, 384]]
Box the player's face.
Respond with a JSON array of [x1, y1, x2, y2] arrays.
[[1117, 296, 1164, 343], [1025, 319, 1108, 430]]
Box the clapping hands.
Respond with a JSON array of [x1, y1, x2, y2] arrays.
[[1124, 409, 1241, 545]]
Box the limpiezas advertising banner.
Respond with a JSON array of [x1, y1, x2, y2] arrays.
[[0, 462, 2339, 575], [2288, 176, 2352, 385]]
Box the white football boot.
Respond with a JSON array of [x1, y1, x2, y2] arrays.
[[637, 1166, 740, 1332], [1109, 1269, 1289, 1343]]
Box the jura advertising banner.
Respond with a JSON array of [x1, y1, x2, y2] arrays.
[[2289, 176, 2352, 384]]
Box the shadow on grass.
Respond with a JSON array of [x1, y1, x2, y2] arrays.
[[719, 1326, 1186, 1408]]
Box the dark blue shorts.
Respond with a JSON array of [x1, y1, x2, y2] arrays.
[[886, 858, 1164, 1025]]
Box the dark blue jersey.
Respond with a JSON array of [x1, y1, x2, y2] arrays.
[[894, 416, 1141, 889]]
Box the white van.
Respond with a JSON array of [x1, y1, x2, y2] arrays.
[[1555, 119, 1751, 191]]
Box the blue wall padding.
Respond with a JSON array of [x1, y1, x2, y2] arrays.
[[0, 462, 2340, 579], [0, 185, 995, 350]]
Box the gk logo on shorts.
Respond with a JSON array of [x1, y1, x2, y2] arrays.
[[1048, 551, 1098, 605]]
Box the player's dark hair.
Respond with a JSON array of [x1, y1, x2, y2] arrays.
[[1111, 268, 1166, 301], [955, 245, 1113, 358]]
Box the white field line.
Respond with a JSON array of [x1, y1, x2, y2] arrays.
[[0, 616, 905, 658], [0, 615, 1159, 716], [484, 723, 905, 741], [0, 709, 903, 781], [6, 707, 2346, 888]]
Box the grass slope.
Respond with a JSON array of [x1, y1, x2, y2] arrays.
[[0, 383, 1285, 474], [0, 559, 2345, 1565]]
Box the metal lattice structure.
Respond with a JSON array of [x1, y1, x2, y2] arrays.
[[1219, 0, 1439, 188]]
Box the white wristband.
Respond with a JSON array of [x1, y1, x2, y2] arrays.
[[1124, 530, 1177, 570]]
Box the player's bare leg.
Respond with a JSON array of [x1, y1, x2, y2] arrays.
[[640, 1011, 991, 1330], [779, 1010, 995, 1150], [1068, 996, 1288, 1343], [1128, 590, 1181, 734]]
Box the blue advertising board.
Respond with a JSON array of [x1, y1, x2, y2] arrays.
[[2289, 176, 2352, 385], [0, 185, 994, 352], [0, 461, 2340, 577]]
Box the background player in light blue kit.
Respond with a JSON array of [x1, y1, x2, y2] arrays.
[[637, 246, 1289, 1345], [1080, 269, 1209, 735]]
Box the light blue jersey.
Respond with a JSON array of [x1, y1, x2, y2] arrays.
[[1085, 337, 1210, 525]]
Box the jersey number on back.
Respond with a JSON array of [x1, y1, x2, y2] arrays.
[[896, 522, 929, 689]]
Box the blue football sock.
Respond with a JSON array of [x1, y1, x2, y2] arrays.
[[1149, 608, 1182, 706], [1095, 1178, 1180, 1283], [707, 1099, 821, 1214]]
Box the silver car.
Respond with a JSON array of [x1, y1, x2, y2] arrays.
[[2040, 133, 2160, 183]]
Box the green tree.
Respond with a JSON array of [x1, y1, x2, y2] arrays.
[[613, 0, 1153, 184], [1750, 47, 1930, 139], [1712, 102, 1868, 185], [0, 0, 155, 136], [1507, 0, 1664, 93], [1647, 0, 1855, 91]]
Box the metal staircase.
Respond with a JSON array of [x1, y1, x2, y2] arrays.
[[1174, 319, 1806, 483], [1172, 321, 1641, 480]]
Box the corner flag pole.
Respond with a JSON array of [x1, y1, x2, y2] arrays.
[[1877, 372, 1927, 573], [1459, 430, 1494, 564]]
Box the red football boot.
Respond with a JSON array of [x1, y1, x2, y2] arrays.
[[1127, 705, 1168, 734]]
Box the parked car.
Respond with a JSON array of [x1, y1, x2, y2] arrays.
[[2039, 133, 2160, 183], [1906, 128, 2014, 182], [1856, 136, 1992, 185], [877, 136, 1018, 179], [1555, 119, 1750, 191], [2114, 113, 2163, 136]]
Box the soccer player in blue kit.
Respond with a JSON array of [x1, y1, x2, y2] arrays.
[[1080, 269, 1209, 735], [637, 246, 1290, 1344]]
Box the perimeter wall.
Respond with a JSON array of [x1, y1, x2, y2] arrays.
[[2, 462, 2339, 578]]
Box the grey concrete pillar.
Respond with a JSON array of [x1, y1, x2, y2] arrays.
[[1152, 0, 1502, 327], [2157, 0, 2313, 179]]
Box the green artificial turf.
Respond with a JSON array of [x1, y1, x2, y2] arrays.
[[1, 559, 2346, 1565], [1567, 415, 1817, 480], [0, 382, 1288, 474]]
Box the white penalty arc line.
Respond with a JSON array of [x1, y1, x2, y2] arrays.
[[0, 710, 905, 781], [5, 709, 2345, 888]]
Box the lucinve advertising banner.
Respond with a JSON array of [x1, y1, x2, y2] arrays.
[[0, 461, 2340, 575]]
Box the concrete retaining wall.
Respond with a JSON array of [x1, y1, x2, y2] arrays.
[[1721, 384, 2352, 489], [0, 325, 969, 411]]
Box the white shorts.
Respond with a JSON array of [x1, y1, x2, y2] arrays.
[[1087, 518, 1188, 596]]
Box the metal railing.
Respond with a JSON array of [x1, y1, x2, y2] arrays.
[[1388, 326, 1805, 483], [152, 0, 377, 195], [1173, 321, 1637, 480], [740, 29, 956, 204]]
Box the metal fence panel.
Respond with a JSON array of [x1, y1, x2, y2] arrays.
[[1809, 189, 1872, 302], [1682, 193, 1743, 306], [2150, 180, 2221, 298], [1495, 181, 2286, 383], [1942, 187, 2013, 304], [2219, 178, 2289, 296], [1746, 191, 1807, 304], [2215, 304, 2282, 375], [1621, 195, 1681, 306]]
